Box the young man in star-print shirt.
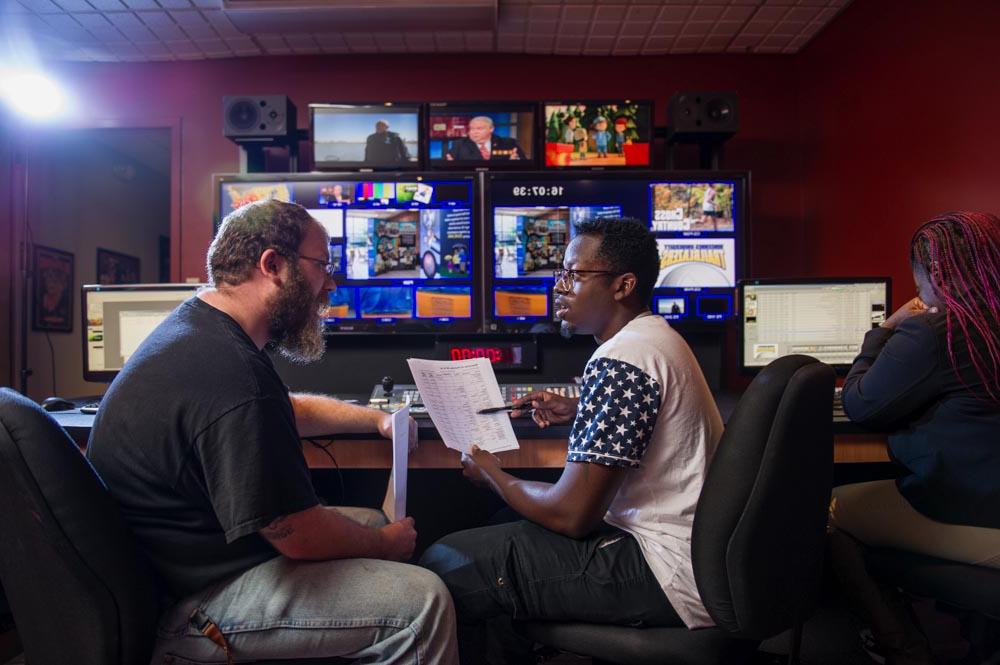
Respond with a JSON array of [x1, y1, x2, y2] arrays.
[[420, 218, 723, 663]]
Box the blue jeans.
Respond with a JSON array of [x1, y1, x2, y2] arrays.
[[150, 508, 459, 664]]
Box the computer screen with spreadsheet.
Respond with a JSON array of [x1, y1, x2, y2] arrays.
[[739, 278, 891, 371], [82, 283, 203, 382]]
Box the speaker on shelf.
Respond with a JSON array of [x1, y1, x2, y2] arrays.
[[667, 91, 739, 141], [222, 95, 296, 143]]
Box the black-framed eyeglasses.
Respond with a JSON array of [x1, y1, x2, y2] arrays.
[[552, 268, 620, 284], [297, 253, 336, 278]]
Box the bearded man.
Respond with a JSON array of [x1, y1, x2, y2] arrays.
[[87, 199, 458, 665]]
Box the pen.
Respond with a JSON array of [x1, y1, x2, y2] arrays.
[[477, 404, 517, 414]]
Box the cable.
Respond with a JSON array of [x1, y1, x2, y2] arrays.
[[305, 437, 345, 505], [44, 331, 56, 395]]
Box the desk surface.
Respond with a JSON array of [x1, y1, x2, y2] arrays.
[[51, 391, 889, 467]]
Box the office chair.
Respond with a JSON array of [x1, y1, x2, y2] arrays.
[[0, 388, 344, 665], [866, 548, 1000, 662], [516, 354, 836, 665]]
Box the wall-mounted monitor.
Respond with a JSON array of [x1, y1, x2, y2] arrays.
[[542, 100, 653, 169], [215, 172, 479, 333], [738, 277, 891, 373], [426, 102, 537, 169], [82, 283, 204, 382], [310, 103, 423, 170], [483, 171, 746, 332]]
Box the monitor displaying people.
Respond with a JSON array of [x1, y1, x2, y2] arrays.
[[543, 101, 652, 167], [311, 104, 421, 169], [427, 104, 536, 166]]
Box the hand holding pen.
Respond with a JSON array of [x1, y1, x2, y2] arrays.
[[478, 390, 578, 429]]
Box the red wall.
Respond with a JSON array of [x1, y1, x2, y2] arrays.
[[42, 53, 803, 282], [796, 0, 1000, 307]]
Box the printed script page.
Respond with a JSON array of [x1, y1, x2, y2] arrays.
[[406, 357, 520, 454]]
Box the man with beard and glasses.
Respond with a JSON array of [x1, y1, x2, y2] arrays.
[[419, 218, 722, 664], [87, 200, 459, 665]]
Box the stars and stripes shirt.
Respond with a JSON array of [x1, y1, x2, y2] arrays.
[[567, 314, 724, 628]]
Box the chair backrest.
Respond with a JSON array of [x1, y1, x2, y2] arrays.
[[0, 388, 160, 665], [692, 355, 835, 639]]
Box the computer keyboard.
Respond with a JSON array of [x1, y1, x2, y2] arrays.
[[368, 383, 581, 414], [832, 387, 848, 422]]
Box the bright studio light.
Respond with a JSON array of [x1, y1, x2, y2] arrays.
[[0, 70, 66, 119]]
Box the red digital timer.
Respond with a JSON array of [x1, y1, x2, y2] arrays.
[[434, 340, 537, 370], [448, 346, 517, 364]]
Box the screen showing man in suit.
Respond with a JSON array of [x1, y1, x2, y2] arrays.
[[446, 116, 525, 162]]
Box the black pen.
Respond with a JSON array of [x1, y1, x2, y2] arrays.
[[477, 404, 517, 414]]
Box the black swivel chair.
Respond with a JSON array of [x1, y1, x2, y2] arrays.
[[517, 354, 837, 665], [866, 549, 1000, 662], [0, 388, 343, 665]]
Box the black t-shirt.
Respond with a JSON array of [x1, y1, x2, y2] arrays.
[[87, 297, 319, 599]]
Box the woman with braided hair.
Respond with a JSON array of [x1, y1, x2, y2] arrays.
[[829, 211, 1000, 665]]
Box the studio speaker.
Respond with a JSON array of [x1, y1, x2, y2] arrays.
[[222, 95, 296, 141], [667, 91, 739, 141]]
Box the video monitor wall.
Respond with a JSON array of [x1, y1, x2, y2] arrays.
[[217, 173, 478, 333], [484, 171, 745, 332], [310, 103, 423, 171], [427, 102, 536, 168], [542, 101, 653, 168]]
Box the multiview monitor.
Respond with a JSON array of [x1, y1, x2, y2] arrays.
[[82, 283, 203, 382], [738, 278, 892, 372], [216, 173, 479, 333], [427, 102, 537, 169], [542, 100, 653, 169], [484, 171, 746, 332], [310, 103, 422, 171]]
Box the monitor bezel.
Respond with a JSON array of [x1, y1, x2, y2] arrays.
[[309, 102, 425, 171], [425, 101, 540, 170], [540, 99, 655, 170], [737, 276, 893, 375], [81, 282, 204, 383], [214, 171, 483, 334], [482, 169, 749, 334]]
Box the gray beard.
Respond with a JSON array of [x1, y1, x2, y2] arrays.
[[267, 268, 327, 365]]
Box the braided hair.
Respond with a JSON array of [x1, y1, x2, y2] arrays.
[[910, 211, 1000, 404]]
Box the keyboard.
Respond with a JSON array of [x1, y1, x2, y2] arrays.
[[832, 387, 848, 422], [368, 383, 581, 414]]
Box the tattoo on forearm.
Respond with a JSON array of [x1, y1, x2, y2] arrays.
[[263, 516, 294, 541]]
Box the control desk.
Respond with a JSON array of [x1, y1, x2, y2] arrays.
[[367, 380, 581, 414]]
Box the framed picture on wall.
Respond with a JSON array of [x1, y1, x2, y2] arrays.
[[97, 247, 141, 285], [32, 244, 74, 333]]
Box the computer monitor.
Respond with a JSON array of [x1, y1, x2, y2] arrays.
[[542, 100, 653, 168], [738, 278, 892, 372], [426, 102, 537, 169], [82, 283, 203, 382], [310, 103, 423, 170], [216, 172, 480, 333], [484, 171, 746, 332]]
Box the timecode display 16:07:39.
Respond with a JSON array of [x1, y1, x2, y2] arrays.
[[511, 186, 565, 197]]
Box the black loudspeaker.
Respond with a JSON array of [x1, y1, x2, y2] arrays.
[[667, 91, 739, 141], [222, 95, 296, 142]]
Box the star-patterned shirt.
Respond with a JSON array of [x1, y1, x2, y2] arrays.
[[567, 358, 660, 467], [566, 314, 723, 629]]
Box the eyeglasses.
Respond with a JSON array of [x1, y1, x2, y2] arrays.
[[297, 253, 336, 279], [552, 268, 620, 285]]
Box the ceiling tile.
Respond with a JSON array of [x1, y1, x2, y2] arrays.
[[200, 9, 240, 36], [525, 35, 553, 52], [651, 21, 683, 36], [626, 5, 659, 22], [560, 5, 591, 21], [594, 4, 626, 21], [87, 0, 126, 9], [620, 22, 649, 37], [528, 19, 555, 34], [690, 5, 724, 21], [529, 4, 559, 20], [18, 0, 67, 11], [119, 0, 161, 6], [193, 37, 230, 55], [657, 6, 691, 22], [722, 6, 755, 22], [156, 0, 192, 8], [52, 0, 95, 10], [590, 21, 619, 36], [559, 21, 589, 35]]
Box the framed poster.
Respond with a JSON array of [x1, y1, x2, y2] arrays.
[[97, 247, 140, 285], [32, 245, 74, 332]]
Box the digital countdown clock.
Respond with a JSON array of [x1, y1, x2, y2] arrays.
[[433, 339, 538, 370]]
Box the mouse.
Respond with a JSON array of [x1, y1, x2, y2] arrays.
[[40, 396, 76, 412]]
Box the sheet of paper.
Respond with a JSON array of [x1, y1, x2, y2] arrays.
[[406, 357, 520, 454], [381, 406, 409, 522]]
